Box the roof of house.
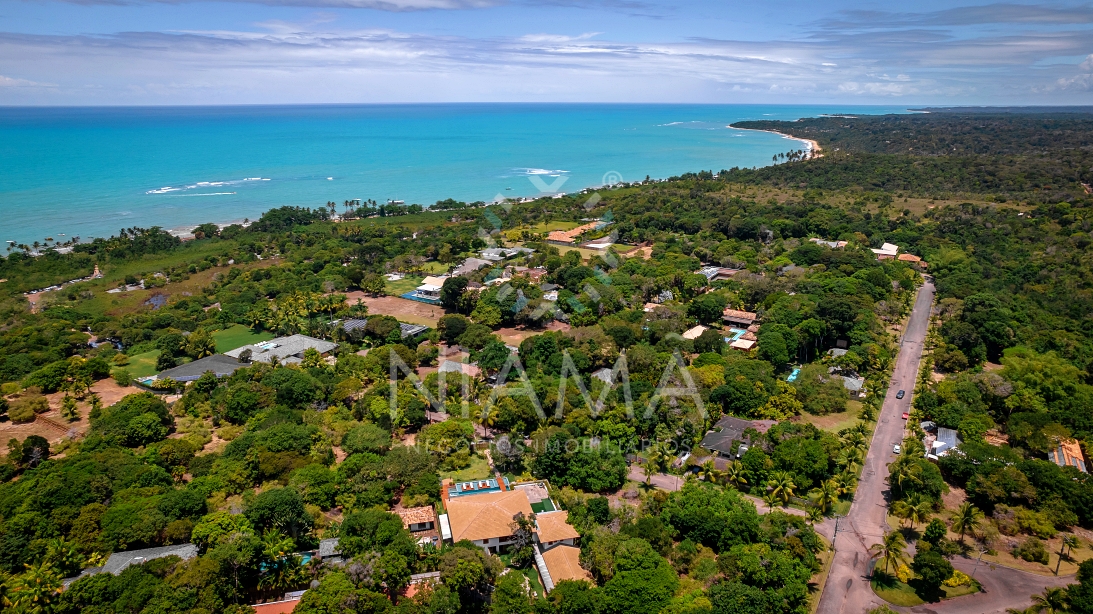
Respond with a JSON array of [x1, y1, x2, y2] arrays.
[[841, 375, 865, 392], [445, 490, 534, 542], [453, 258, 493, 277], [810, 238, 848, 249], [536, 511, 580, 543], [730, 339, 756, 350], [224, 334, 337, 364], [541, 545, 592, 583], [438, 360, 481, 377], [700, 416, 766, 456], [251, 596, 303, 614], [681, 325, 707, 340], [319, 538, 341, 557], [871, 242, 899, 257], [722, 308, 758, 321], [396, 506, 438, 529], [100, 543, 199, 576], [1051, 439, 1087, 473], [155, 354, 244, 382], [897, 253, 922, 262]]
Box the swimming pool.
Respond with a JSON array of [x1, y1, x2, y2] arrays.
[[724, 328, 746, 343]]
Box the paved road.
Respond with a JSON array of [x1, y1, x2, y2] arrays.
[[817, 280, 936, 614], [816, 279, 1076, 613]]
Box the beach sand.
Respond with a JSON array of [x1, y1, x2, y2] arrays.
[[729, 126, 822, 158]]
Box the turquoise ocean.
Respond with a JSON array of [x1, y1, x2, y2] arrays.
[[0, 104, 911, 246]]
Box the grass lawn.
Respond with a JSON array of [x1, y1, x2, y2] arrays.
[[871, 572, 982, 607], [527, 220, 579, 233], [498, 555, 545, 598], [440, 456, 492, 482], [795, 405, 861, 434], [531, 500, 556, 513], [120, 349, 161, 378], [213, 324, 274, 353], [421, 261, 449, 274], [385, 276, 424, 296]]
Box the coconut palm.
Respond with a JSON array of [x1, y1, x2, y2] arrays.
[[6, 562, 62, 611], [697, 460, 721, 484], [767, 471, 796, 507], [809, 479, 840, 515], [723, 460, 748, 491], [837, 447, 864, 473], [951, 502, 984, 543], [1056, 534, 1081, 575], [869, 531, 908, 575], [1028, 586, 1069, 614], [907, 496, 933, 529], [890, 500, 913, 528], [763, 491, 779, 512], [833, 471, 858, 496]]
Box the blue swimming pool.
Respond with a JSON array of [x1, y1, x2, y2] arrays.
[[723, 327, 746, 343], [786, 368, 801, 382]]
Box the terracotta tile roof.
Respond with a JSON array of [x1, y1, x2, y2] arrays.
[[536, 511, 580, 543], [541, 545, 592, 583], [722, 308, 758, 321], [396, 506, 437, 529], [445, 490, 534, 542]]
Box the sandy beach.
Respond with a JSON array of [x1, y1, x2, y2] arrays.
[[729, 125, 823, 158]]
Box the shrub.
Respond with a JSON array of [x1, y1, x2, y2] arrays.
[[114, 369, 132, 387], [8, 395, 49, 423], [943, 569, 972, 587], [896, 564, 914, 583], [341, 423, 391, 455], [1013, 537, 1049, 564]]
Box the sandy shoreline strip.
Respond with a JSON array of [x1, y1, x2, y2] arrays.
[[728, 125, 823, 157]]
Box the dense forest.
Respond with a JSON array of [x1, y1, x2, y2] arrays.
[[1, 110, 1092, 613]]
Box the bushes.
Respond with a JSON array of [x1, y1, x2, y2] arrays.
[[1013, 537, 1049, 564], [341, 423, 391, 455], [7, 394, 48, 423], [89, 392, 172, 447]]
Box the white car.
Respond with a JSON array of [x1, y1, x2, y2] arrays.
[[893, 444, 902, 454]]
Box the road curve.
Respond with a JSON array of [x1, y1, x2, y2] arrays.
[[817, 279, 935, 614]]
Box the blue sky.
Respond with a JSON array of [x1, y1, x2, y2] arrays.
[[0, 0, 1091, 105]]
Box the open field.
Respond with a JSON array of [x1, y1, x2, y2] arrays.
[[385, 275, 424, 296], [213, 324, 274, 353], [526, 220, 579, 233], [0, 379, 137, 444], [122, 349, 161, 378], [342, 292, 442, 327], [794, 402, 861, 433]]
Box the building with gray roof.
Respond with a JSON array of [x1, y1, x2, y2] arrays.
[[224, 334, 337, 365], [154, 354, 244, 382]]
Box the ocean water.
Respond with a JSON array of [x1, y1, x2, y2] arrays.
[[0, 104, 911, 245]]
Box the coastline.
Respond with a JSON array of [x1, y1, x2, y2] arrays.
[[728, 125, 823, 157]]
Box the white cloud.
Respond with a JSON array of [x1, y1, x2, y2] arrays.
[[0, 74, 52, 87]]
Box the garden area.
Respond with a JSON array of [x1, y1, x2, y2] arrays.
[[212, 323, 274, 353]]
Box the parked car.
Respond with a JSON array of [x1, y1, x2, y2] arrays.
[[902, 412, 909, 420], [893, 444, 902, 454], [896, 389, 905, 399]]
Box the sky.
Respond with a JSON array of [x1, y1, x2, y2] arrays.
[[0, 0, 1091, 105]]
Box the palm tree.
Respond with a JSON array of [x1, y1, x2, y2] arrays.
[[767, 471, 796, 506], [724, 460, 748, 491], [890, 500, 912, 528], [7, 562, 62, 611], [951, 502, 984, 543], [907, 497, 932, 529], [1028, 586, 1069, 614], [763, 491, 779, 512], [809, 479, 839, 515], [869, 531, 908, 575], [833, 471, 857, 496], [837, 447, 864, 473], [1056, 534, 1081, 575], [697, 460, 721, 484]]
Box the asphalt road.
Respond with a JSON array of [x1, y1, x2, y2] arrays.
[[815, 279, 1077, 613], [817, 279, 936, 614]]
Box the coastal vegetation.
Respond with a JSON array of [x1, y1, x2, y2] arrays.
[[0, 110, 1092, 613]]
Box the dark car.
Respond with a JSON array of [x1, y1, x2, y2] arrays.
[[896, 389, 905, 399]]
